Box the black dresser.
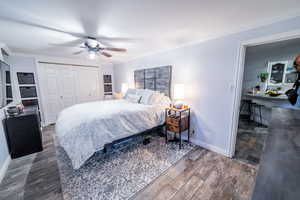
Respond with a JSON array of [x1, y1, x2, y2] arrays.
[[4, 106, 43, 159]]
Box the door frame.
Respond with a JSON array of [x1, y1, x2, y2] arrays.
[[228, 29, 300, 157]]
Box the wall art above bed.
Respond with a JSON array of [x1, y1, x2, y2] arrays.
[[134, 65, 172, 97]]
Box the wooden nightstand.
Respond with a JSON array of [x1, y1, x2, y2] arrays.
[[165, 106, 190, 149]]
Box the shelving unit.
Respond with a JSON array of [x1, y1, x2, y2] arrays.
[[5, 71, 13, 104], [17, 72, 39, 107], [103, 74, 113, 99]]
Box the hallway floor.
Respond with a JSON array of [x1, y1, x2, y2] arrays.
[[234, 117, 269, 167]]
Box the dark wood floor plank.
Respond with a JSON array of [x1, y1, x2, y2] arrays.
[[132, 174, 173, 200], [153, 184, 177, 200]]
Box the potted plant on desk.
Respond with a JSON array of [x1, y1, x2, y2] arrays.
[[259, 72, 269, 82]]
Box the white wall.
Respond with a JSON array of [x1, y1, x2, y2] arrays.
[[0, 55, 12, 183], [0, 108, 10, 183], [0, 50, 3, 61], [114, 16, 300, 156]]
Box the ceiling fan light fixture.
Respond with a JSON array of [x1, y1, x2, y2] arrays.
[[89, 51, 96, 59], [87, 39, 98, 48]]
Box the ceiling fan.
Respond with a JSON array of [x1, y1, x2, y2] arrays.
[[72, 36, 127, 59], [51, 36, 127, 59]]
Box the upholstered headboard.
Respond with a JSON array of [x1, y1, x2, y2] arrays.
[[134, 65, 172, 97]]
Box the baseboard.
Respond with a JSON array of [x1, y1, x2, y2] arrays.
[[191, 139, 229, 157], [0, 156, 11, 183]]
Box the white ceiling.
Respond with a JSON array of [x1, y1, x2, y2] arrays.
[[0, 0, 299, 64]]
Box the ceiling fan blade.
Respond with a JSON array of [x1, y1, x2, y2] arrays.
[[103, 47, 127, 52], [50, 44, 78, 48], [100, 51, 112, 57], [73, 50, 84, 55], [0, 16, 86, 39], [49, 39, 85, 48], [96, 36, 136, 42]]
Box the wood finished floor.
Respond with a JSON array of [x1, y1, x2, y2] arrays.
[[0, 126, 257, 200]]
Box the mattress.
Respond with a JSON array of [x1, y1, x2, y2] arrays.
[[55, 99, 167, 169]]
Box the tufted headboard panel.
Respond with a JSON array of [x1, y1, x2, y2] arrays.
[[134, 65, 172, 97]]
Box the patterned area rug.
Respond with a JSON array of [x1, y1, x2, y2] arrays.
[[54, 132, 195, 200]]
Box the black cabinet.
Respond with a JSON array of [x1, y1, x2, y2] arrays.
[[4, 107, 43, 159]]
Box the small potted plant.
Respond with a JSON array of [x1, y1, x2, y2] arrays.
[[259, 72, 269, 82]]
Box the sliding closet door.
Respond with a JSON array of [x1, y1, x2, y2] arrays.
[[76, 67, 100, 103], [59, 66, 76, 109], [38, 64, 101, 125], [38, 64, 63, 125]]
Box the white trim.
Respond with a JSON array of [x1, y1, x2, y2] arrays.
[[192, 139, 228, 157], [11, 52, 113, 65], [0, 156, 11, 183], [0, 43, 12, 56], [179, 133, 228, 156], [228, 29, 300, 158]]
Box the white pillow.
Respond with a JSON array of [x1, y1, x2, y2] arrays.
[[149, 93, 171, 106], [148, 92, 164, 105], [139, 90, 156, 104], [160, 95, 172, 107], [126, 94, 142, 103]]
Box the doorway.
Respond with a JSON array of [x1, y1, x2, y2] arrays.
[[229, 30, 300, 166]]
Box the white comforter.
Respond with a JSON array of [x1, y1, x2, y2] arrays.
[[55, 99, 167, 169]]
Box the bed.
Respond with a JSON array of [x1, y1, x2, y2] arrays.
[[55, 65, 172, 169]]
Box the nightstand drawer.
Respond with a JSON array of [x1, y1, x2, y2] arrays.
[[167, 124, 180, 133], [166, 122, 188, 133], [166, 116, 180, 126], [166, 115, 188, 127]]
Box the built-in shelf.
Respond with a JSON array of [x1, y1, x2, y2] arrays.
[[17, 72, 39, 108], [21, 97, 38, 100], [103, 74, 113, 96], [18, 84, 36, 87], [5, 70, 12, 100]]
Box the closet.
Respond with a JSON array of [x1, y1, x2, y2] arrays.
[[37, 63, 101, 125]]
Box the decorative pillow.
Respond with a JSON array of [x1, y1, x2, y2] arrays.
[[126, 94, 142, 103], [124, 88, 137, 99]]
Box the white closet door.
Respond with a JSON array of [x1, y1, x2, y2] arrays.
[[38, 64, 100, 125], [59, 66, 76, 108], [76, 67, 100, 103], [38, 64, 63, 125]]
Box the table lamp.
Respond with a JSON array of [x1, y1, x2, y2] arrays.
[[173, 84, 185, 109], [121, 83, 129, 95]]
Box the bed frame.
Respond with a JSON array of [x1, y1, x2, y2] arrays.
[[103, 125, 165, 152], [104, 65, 172, 152]]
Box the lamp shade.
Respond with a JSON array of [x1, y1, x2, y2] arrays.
[[173, 84, 185, 100], [121, 83, 129, 94]]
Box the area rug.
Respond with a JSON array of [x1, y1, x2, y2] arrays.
[[54, 132, 196, 200]]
